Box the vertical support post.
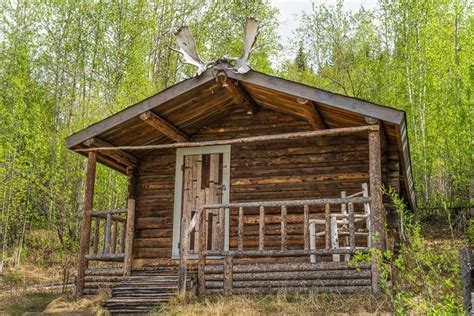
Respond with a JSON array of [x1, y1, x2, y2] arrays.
[[238, 207, 244, 251], [104, 213, 112, 254], [198, 208, 206, 294], [124, 168, 137, 276], [281, 205, 287, 250], [93, 217, 100, 254], [76, 151, 97, 298], [324, 204, 331, 249], [368, 125, 385, 293], [111, 220, 118, 254], [309, 221, 316, 263], [330, 216, 340, 262], [223, 255, 233, 294], [259, 206, 265, 251], [303, 205, 309, 251]]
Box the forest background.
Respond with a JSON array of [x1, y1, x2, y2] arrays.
[[0, 0, 472, 280]]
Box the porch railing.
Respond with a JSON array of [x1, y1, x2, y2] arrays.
[[86, 209, 127, 261], [179, 190, 373, 294]]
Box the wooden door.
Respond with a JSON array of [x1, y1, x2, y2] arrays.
[[181, 153, 224, 254]]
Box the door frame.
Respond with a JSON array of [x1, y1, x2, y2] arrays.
[[172, 145, 231, 258]]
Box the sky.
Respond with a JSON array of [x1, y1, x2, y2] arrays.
[[271, 0, 378, 42]]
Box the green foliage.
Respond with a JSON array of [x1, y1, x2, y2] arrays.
[[282, 0, 474, 209], [361, 187, 465, 313], [0, 0, 279, 268]]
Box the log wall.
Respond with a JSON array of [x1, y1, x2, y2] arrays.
[[133, 109, 393, 267]]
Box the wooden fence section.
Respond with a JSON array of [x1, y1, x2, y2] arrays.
[[179, 195, 373, 294], [86, 209, 127, 261]]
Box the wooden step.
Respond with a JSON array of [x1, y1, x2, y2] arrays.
[[101, 274, 196, 314]]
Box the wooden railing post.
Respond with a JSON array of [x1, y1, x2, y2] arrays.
[[303, 205, 309, 251], [111, 221, 118, 253], [198, 209, 206, 294], [348, 202, 355, 252], [281, 205, 287, 250], [124, 168, 137, 276], [92, 217, 100, 254], [259, 206, 265, 251], [76, 151, 97, 298], [178, 215, 189, 293], [238, 207, 244, 251], [104, 213, 112, 254], [324, 204, 331, 249], [368, 125, 385, 293]]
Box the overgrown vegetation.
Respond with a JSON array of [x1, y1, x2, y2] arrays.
[[351, 187, 465, 313]]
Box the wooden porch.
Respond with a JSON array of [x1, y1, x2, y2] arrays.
[[75, 124, 386, 302]]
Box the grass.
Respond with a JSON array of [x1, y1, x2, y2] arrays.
[[153, 292, 392, 315], [0, 291, 60, 315]]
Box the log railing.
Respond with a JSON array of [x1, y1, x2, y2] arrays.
[[86, 209, 127, 261], [179, 195, 373, 293]]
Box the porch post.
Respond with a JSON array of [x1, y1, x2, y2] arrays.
[[124, 168, 137, 276], [368, 123, 385, 293], [76, 151, 97, 297]]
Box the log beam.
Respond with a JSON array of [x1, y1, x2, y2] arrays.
[[217, 73, 257, 114], [83, 137, 137, 168], [76, 151, 97, 298], [76, 125, 380, 152], [305, 101, 327, 130], [140, 111, 189, 143]]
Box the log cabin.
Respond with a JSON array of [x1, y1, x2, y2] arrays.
[[66, 62, 416, 312]]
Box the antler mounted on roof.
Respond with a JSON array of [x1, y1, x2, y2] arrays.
[[173, 17, 259, 76]]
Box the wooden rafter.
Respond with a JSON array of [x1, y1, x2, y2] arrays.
[[217, 73, 257, 114], [83, 137, 137, 168], [140, 111, 189, 143], [304, 101, 327, 130]]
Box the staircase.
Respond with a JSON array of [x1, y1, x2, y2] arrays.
[[101, 274, 195, 314]]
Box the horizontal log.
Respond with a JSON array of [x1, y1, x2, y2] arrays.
[[85, 268, 123, 276], [205, 285, 372, 294], [205, 269, 371, 281], [205, 248, 369, 257], [205, 278, 371, 289], [202, 197, 371, 210], [85, 253, 125, 261], [204, 262, 370, 274], [75, 125, 379, 152]]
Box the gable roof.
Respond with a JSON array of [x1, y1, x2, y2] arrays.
[[66, 64, 415, 209]]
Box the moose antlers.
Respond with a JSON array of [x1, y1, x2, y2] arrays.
[[173, 17, 259, 76]]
